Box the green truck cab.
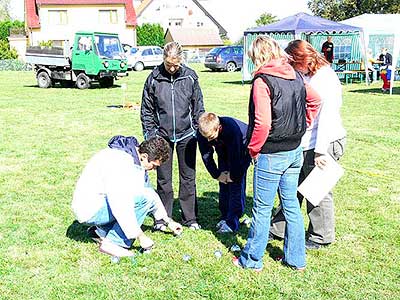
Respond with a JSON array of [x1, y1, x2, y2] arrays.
[[26, 31, 128, 89]]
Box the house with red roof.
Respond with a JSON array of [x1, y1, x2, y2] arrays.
[[25, 0, 137, 46]]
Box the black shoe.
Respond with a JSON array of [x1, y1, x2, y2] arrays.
[[305, 239, 328, 250], [268, 232, 283, 242], [87, 226, 103, 243]]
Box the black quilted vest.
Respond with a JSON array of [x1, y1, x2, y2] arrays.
[[247, 72, 307, 154]]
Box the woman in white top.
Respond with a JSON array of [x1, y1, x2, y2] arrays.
[[270, 40, 346, 250]]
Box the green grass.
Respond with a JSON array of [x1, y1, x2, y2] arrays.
[[0, 65, 399, 300]]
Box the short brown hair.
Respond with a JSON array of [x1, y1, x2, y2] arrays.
[[285, 39, 329, 76], [198, 112, 220, 137], [138, 137, 170, 163]]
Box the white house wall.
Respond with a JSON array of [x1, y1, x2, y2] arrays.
[[31, 5, 136, 46], [137, 0, 217, 31]]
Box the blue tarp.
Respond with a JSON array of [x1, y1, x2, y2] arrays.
[[244, 12, 362, 35]]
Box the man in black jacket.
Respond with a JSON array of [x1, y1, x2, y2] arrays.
[[141, 42, 205, 230]]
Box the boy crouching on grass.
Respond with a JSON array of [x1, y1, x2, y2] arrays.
[[72, 135, 182, 257], [197, 112, 251, 233]]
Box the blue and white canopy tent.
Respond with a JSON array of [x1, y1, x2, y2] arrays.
[[342, 14, 400, 95], [242, 12, 364, 82]]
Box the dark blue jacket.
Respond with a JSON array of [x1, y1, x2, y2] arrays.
[[108, 135, 149, 183], [198, 117, 251, 182]]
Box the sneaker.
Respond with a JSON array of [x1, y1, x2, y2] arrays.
[[232, 256, 262, 272], [188, 223, 201, 230], [281, 260, 306, 272], [87, 226, 104, 243], [153, 223, 168, 232], [216, 220, 226, 230], [305, 239, 329, 250], [216, 222, 233, 233], [99, 239, 134, 257]]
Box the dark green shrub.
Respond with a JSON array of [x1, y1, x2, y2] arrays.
[[136, 23, 164, 47], [0, 20, 24, 41]]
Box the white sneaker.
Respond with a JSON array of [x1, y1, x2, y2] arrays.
[[216, 220, 226, 230], [99, 239, 134, 257], [188, 223, 201, 230], [153, 223, 168, 232], [216, 222, 234, 233]]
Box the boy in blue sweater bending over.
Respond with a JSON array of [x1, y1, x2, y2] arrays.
[[198, 112, 251, 233]]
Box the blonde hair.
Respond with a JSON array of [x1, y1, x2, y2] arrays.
[[163, 41, 183, 61], [198, 112, 220, 137], [248, 36, 289, 71]]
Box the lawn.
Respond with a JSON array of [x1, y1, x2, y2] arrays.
[[0, 65, 399, 300]]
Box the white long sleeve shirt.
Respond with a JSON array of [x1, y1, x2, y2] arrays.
[[301, 65, 346, 154], [71, 148, 168, 239]]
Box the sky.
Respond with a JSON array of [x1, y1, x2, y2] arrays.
[[202, 0, 311, 41], [8, 0, 311, 41]]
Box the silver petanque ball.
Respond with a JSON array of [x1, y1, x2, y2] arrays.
[[182, 254, 191, 262], [110, 256, 120, 264], [214, 250, 223, 259]]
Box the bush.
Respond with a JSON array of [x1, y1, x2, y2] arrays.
[[137, 23, 164, 47], [38, 40, 53, 47], [0, 20, 24, 41], [0, 59, 32, 71], [0, 40, 18, 59]]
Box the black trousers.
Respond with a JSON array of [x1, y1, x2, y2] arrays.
[[156, 136, 198, 226]]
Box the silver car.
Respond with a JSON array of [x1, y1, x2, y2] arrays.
[[127, 46, 163, 71]]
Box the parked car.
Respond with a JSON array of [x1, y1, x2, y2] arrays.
[[204, 46, 243, 72], [127, 46, 163, 71]]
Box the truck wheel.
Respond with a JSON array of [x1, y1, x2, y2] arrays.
[[37, 71, 52, 88], [99, 77, 114, 88], [134, 62, 144, 71], [76, 73, 90, 89]]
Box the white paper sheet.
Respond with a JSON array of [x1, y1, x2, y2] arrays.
[[297, 155, 344, 206]]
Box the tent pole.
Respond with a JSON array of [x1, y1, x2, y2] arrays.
[[389, 33, 400, 95]]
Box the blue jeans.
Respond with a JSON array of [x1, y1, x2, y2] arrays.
[[86, 194, 156, 248], [239, 146, 306, 269]]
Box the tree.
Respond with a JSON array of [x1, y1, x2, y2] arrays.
[[307, 0, 400, 21], [255, 13, 278, 26], [0, 0, 10, 21], [136, 23, 164, 47]]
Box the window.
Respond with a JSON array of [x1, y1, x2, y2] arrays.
[[234, 47, 243, 54], [169, 18, 183, 27], [48, 10, 68, 25], [153, 48, 163, 55], [222, 48, 232, 55], [99, 10, 118, 24], [130, 48, 139, 55], [142, 49, 153, 56], [77, 36, 92, 51]]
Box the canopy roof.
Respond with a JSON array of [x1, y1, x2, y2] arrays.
[[244, 12, 362, 35], [341, 14, 400, 35]]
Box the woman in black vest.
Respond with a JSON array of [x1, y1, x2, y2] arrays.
[[233, 36, 321, 271]]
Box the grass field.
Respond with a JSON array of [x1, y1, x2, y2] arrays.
[[0, 65, 399, 300]]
